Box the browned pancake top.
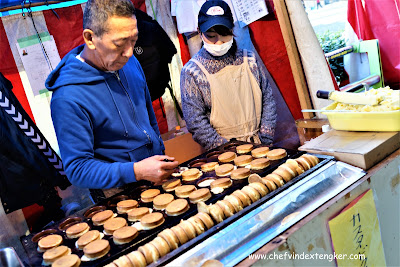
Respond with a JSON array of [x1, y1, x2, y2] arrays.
[[66, 223, 88, 235], [166, 199, 189, 214], [83, 239, 109, 255], [113, 226, 138, 239], [103, 217, 127, 231], [77, 230, 100, 247], [117, 199, 138, 209]]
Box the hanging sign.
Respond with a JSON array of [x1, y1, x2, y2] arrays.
[[230, 0, 268, 28]]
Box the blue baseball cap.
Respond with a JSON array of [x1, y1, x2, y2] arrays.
[[198, 0, 234, 32]]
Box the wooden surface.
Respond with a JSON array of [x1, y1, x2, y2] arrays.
[[164, 133, 206, 164], [273, 0, 313, 119], [285, 0, 337, 114]]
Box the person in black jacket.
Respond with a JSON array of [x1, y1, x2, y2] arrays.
[[0, 72, 69, 230], [134, 9, 177, 101]]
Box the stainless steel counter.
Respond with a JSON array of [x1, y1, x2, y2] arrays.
[[167, 161, 365, 266]]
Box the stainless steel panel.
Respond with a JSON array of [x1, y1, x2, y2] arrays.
[[167, 161, 365, 267], [0, 247, 24, 267]]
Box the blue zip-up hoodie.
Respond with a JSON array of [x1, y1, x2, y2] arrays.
[[46, 45, 165, 189]]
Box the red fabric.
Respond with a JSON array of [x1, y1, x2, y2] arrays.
[[348, 0, 400, 88], [248, 0, 302, 120], [178, 33, 191, 66], [152, 98, 168, 134], [327, 59, 340, 91], [22, 204, 45, 231], [0, 20, 35, 121], [43, 5, 84, 59], [131, 0, 147, 12]]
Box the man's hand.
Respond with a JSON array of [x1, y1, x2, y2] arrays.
[[134, 155, 179, 185]]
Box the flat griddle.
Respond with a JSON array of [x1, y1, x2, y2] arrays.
[[21, 141, 334, 266]]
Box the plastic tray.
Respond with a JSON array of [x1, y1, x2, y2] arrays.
[[323, 102, 400, 131]]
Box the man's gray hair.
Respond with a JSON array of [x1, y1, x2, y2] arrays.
[[83, 0, 136, 37]]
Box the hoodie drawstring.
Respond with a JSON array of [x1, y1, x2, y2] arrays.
[[105, 77, 129, 138]]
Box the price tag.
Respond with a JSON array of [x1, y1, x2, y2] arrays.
[[328, 189, 386, 266]]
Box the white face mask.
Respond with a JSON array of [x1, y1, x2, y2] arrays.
[[202, 36, 233, 57]]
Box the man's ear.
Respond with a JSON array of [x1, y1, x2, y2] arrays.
[[83, 29, 96, 50]]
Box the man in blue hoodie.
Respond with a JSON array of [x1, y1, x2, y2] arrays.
[[46, 0, 179, 191]]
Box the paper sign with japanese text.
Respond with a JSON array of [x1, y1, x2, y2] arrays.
[[328, 189, 386, 266]]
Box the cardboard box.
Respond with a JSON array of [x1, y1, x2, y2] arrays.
[[298, 130, 400, 170], [163, 133, 206, 164]]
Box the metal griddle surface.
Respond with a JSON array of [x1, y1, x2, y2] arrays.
[[21, 141, 333, 266]]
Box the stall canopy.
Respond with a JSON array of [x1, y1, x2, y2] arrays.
[[0, 0, 71, 10]]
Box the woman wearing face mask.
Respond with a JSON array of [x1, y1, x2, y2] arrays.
[[180, 0, 277, 150]]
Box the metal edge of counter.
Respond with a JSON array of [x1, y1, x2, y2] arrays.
[[166, 159, 367, 266], [238, 148, 400, 266]]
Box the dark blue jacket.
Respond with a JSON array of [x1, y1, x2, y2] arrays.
[[0, 73, 68, 213], [46, 45, 165, 189]]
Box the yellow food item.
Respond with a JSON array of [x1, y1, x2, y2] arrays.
[[332, 87, 399, 112]]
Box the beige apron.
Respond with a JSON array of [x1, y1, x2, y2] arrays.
[[191, 49, 262, 143]]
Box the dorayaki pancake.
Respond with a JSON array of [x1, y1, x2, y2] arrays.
[[153, 193, 175, 210], [157, 228, 179, 250], [92, 210, 114, 226], [218, 151, 236, 163], [162, 178, 181, 192], [150, 236, 171, 257], [265, 173, 285, 187], [178, 220, 197, 240], [189, 188, 212, 203], [215, 164, 234, 177], [175, 185, 196, 198], [141, 189, 161, 203], [141, 212, 165, 229], [233, 155, 253, 166], [194, 212, 214, 230], [261, 177, 278, 192], [215, 200, 235, 218], [170, 225, 189, 245], [83, 239, 110, 259], [201, 162, 219, 172], [43, 245, 71, 265], [208, 204, 225, 223], [113, 226, 138, 245], [103, 217, 127, 235], [236, 144, 254, 154], [187, 216, 206, 236], [126, 251, 147, 267], [250, 158, 270, 170], [38, 234, 63, 251], [223, 194, 244, 213], [241, 186, 261, 203], [77, 230, 101, 249], [165, 199, 189, 216], [210, 178, 232, 189], [230, 168, 251, 180], [248, 182, 269, 197], [127, 207, 150, 221], [65, 222, 89, 239], [138, 243, 159, 264], [52, 254, 81, 267], [116, 199, 138, 213], [266, 148, 287, 160], [251, 146, 270, 158], [182, 168, 203, 181], [273, 166, 294, 183], [232, 190, 251, 207]]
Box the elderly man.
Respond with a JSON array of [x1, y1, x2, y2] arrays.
[[46, 0, 178, 193]]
